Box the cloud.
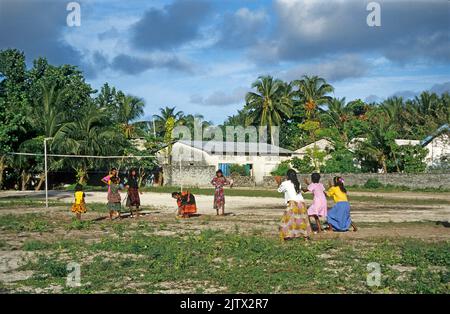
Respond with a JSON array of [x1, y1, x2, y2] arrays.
[[215, 8, 269, 49], [190, 87, 248, 107], [429, 81, 450, 95], [391, 90, 417, 99], [98, 27, 120, 41], [0, 0, 84, 67], [129, 0, 212, 51], [364, 81, 450, 103], [261, 0, 450, 64], [110, 53, 192, 75], [282, 55, 370, 82], [364, 95, 383, 103]]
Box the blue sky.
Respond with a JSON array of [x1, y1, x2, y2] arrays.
[[1, 0, 449, 123]]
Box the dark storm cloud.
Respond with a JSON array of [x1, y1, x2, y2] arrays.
[[259, 0, 450, 64], [129, 0, 212, 51], [110, 53, 192, 75], [215, 8, 269, 49], [0, 0, 84, 67]]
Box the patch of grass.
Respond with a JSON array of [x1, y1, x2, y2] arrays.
[[7, 224, 450, 293], [66, 219, 92, 231], [349, 184, 450, 193], [0, 199, 63, 208], [23, 240, 53, 251], [0, 213, 53, 232], [25, 254, 68, 278]]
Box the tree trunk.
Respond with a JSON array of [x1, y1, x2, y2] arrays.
[[138, 167, 145, 187], [35, 173, 45, 191], [0, 155, 6, 189], [21, 170, 31, 191], [381, 157, 387, 174], [76, 167, 88, 185]]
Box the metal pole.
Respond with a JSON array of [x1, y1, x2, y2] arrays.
[[44, 138, 48, 208], [179, 155, 182, 192], [153, 118, 156, 138]]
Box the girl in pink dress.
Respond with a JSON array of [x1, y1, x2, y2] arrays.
[[302, 173, 327, 233]]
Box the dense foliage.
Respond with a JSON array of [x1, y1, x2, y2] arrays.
[[1, 49, 449, 189]]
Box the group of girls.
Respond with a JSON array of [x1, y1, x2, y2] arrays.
[[278, 169, 357, 240], [70, 166, 357, 240], [71, 167, 142, 220]]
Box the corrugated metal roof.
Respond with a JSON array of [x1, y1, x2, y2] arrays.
[[178, 140, 294, 155], [421, 124, 450, 146]]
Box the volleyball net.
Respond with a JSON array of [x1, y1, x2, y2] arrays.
[[6, 152, 160, 208]]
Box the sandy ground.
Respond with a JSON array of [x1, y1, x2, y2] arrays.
[[1, 190, 449, 291], [1, 190, 449, 223]]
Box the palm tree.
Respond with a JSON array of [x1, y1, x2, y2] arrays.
[[180, 113, 212, 138], [20, 82, 65, 190], [53, 103, 123, 184], [293, 75, 334, 119], [322, 97, 351, 142], [116, 94, 145, 139], [153, 106, 184, 137], [356, 117, 400, 173], [245, 76, 293, 143]]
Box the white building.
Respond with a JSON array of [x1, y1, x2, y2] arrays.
[[293, 138, 334, 157], [293, 124, 450, 170], [420, 124, 450, 168], [157, 140, 294, 184]]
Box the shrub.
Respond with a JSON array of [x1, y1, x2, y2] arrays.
[[291, 156, 314, 173], [364, 178, 384, 189], [229, 164, 248, 176], [323, 149, 360, 173], [270, 161, 291, 176]]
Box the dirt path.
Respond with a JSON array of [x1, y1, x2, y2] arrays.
[[1, 190, 449, 223]]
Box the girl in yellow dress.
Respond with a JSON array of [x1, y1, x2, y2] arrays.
[[71, 184, 87, 220]]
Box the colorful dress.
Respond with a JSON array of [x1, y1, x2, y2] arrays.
[[102, 174, 112, 200], [177, 191, 197, 217], [71, 191, 87, 214], [307, 182, 328, 217], [279, 201, 311, 240], [211, 176, 230, 210], [326, 186, 351, 231], [125, 176, 140, 209], [107, 183, 122, 212]]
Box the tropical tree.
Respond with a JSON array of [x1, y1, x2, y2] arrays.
[[19, 82, 66, 190], [354, 117, 400, 173], [153, 106, 184, 137], [321, 97, 352, 143], [116, 94, 145, 139], [53, 104, 125, 184], [245, 76, 293, 143], [0, 49, 30, 188], [293, 75, 334, 120]]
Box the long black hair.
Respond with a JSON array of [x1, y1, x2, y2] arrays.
[[286, 169, 300, 194], [333, 176, 347, 193], [311, 172, 321, 183], [128, 168, 137, 178]]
